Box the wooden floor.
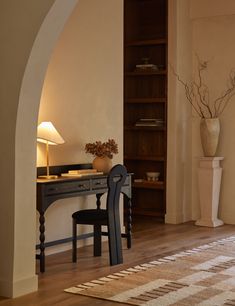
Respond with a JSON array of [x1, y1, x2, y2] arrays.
[[1, 217, 235, 306]]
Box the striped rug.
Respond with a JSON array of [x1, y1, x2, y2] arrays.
[[65, 236, 235, 305]]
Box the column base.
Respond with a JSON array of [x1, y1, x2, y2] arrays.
[[195, 218, 224, 227]]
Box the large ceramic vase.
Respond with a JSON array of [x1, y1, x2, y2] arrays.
[[92, 156, 112, 173], [200, 118, 220, 157]]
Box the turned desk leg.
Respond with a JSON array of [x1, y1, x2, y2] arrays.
[[39, 212, 45, 273]]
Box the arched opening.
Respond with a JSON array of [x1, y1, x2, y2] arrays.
[[11, 0, 78, 298]]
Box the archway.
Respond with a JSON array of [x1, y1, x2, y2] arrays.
[[9, 0, 78, 298]]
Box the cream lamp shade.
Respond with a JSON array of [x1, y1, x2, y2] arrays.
[[37, 121, 64, 145], [37, 122, 64, 179]]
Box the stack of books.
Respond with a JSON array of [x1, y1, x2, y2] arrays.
[[135, 118, 164, 127], [135, 64, 158, 71], [61, 169, 103, 177]]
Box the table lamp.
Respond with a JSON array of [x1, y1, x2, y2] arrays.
[[37, 121, 65, 179]]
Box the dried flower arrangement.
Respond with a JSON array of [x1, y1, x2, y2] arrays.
[[85, 139, 118, 159], [172, 55, 235, 118]]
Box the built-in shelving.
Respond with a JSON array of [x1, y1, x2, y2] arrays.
[[124, 0, 167, 220]]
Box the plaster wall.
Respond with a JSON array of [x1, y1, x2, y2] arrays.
[[37, 0, 124, 254], [190, 0, 235, 19], [191, 0, 235, 223]]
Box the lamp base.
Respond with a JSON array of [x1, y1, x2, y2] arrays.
[[38, 175, 59, 179]]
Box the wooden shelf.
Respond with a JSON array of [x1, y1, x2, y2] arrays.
[[132, 208, 165, 218], [125, 126, 165, 131], [125, 70, 166, 76], [124, 0, 167, 219], [125, 38, 167, 47], [133, 180, 165, 190], [124, 155, 165, 161], [125, 98, 166, 104]]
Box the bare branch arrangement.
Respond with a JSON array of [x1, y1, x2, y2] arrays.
[[171, 55, 235, 118]]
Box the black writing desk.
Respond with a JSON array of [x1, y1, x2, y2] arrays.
[[36, 172, 132, 273]]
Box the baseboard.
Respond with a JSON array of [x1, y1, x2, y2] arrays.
[[0, 274, 38, 298], [219, 212, 234, 225], [165, 212, 184, 224]]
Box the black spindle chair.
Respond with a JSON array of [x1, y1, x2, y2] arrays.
[[72, 164, 128, 265]]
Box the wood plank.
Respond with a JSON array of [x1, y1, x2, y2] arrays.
[[125, 98, 166, 103], [133, 180, 165, 189], [125, 70, 167, 76]]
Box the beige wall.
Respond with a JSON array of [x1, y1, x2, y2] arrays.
[[37, 0, 124, 253], [190, 0, 235, 19], [191, 0, 235, 223]]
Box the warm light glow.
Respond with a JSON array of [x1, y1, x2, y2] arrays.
[[37, 121, 64, 145]]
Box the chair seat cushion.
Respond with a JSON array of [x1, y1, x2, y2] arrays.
[[72, 209, 108, 225]]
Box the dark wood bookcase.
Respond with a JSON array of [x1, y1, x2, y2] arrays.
[[124, 0, 167, 220]]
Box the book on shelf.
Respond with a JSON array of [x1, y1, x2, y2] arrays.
[[135, 64, 158, 71], [134, 179, 164, 185], [135, 118, 164, 127]]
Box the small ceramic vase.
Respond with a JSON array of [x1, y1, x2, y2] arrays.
[[92, 156, 112, 173]]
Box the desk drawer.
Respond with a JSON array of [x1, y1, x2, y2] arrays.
[[45, 180, 90, 195], [92, 178, 107, 190], [92, 175, 130, 190]]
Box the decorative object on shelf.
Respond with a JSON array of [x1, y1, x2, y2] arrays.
[[37, 121, 65, 179], [85, 139, 118, 173], [146, 172, 160, 181], [142, 58, 150, 65], [135, 57, 158, 71], [196, 157, 224, 227], [172, 55, 235, 157]]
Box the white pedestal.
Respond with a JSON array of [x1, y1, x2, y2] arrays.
[[195, 157, 224, 227]]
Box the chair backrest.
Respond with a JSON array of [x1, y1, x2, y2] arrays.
[[106, 164, 127, 265], [106, 164, 127, 212]]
